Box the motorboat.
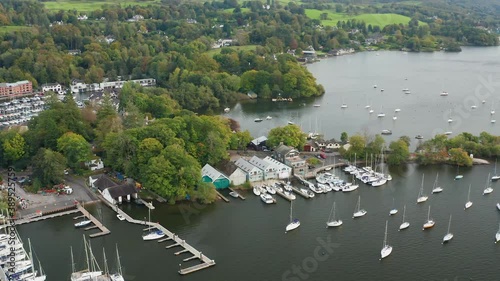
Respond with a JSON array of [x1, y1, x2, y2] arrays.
[[415, 135, 424, 139], [116, 214, 125, 221], [253, 187, 261, 196], [254, 118, 263, 122], [266, 116, 272, 120], [300, 188, 315, 198], [142, 230, 165, 241], [440, 91, 449, 96], [284, 191, 296, 200], [224, 107, 230, 113], [260, 193, 275, 204], [471, 105, 477, 109], [309, 183, 324, 194], [342, 184, 358, 192], [447, 118, 453, 123], [229, 191, 239, 198], [371, 178, 387, 187], [377, 113, 385, 118], [341, 104, 347, 109], [392, 116, 397, 120], [381, 130, 392, 135], [313, 104, 321, 107], [266, 185, 276, 194], [369, 109, 374, 114], [74, 220, 92, 228], [497, 203, 500, 211]]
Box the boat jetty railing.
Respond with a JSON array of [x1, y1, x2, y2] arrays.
[[98, 195, 216, 275]]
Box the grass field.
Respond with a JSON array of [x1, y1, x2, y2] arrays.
[[43, 0, 161, 11], [0, 26, 36, 34], [305, 10, 425, 28], [206, 45, 259, 56]]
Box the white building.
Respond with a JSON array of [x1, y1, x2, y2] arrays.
[[89, 174, 138, 205], [248, 156, 277, 180], [263, 156, 292, 179], [41, 83, 65, 95], [235, 158, 263, 182], [85, 158, 104, 171]]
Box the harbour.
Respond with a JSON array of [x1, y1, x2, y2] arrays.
[[12, 48, 500, 280]]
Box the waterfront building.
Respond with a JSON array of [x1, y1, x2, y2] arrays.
[[0, 80, 33, 99], [235, 158, 264, 182], [273, 144, 308, 177], [248, 156, 277, 180], [202, 164, 231, 189]]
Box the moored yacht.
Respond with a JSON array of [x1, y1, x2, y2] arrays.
[[260, 193, 275, 204], [422, 206, 435, 230]]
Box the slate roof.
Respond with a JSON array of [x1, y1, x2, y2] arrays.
[[106, 183, 137, 198], [93, 174, 118, 192]]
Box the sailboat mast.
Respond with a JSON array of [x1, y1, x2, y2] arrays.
[[290, 202, 293, 223], [402, 205, 406, 223], [427, 206, 431, 220], [383, 221, 388, 247], [103, 248, 109, 275], [447, 214, 452, 234], [83, 235, 90, 272], [116, 244, 123, 275], [28, 238, 34, 275], [71, 246, 75, 274]]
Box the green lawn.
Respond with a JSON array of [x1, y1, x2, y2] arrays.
[[43, 0, 161, 11], [206, 45, 259, 56], [305, 10, 426, 28], [0, 26, 36, 34]]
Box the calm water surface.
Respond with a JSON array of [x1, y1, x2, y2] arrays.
[[226, 47, 500, 141], [19, 164, 500, 280], [18, 48, 500, 281]]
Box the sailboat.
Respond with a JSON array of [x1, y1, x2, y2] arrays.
[[399, 205, 410, 230], [417, 174, 428, 203], [483, 173, 493, 195], [70, 235, 103, 281], [454, 165, 463, 180], [442, 214, 453, 243], [326, 201, 343, 227], [431, 173, 443, 193], [464, 184, 473, 210], [380, 221, 392, 259], [353, 196, 367, 218], [377, 106, 385, 118], [26, 238, 47, 281], [110, 245, 125, 281], [285, 201, 300, 232], [423, 206, 435, 230], [389, 198, 398, 215], [492, 159, 500, 181], [496, 223, 500, 243], [142, 203, 166, 241]]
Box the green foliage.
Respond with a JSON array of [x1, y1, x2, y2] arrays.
[[340, 132, 348, 143], [387, 140, 410, 165], [449, 148, 473, 167], [32, 148, 66, 186], [2, 133, 25, 165], [307, 157, 321, 166], [229, 130, 253, 150], [191, 181, 217, 204], [342, 135, 366, 160], [57, 132, 92, 170], [267, 124, 306, 149]]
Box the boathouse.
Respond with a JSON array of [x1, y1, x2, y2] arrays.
[[235, 158, 264, 182], [201, 164, 230, 189], [217, 160, 247, 186], [263, 156, 292, 179], [273, 144, 308, 177], [248, 156, 277, 180], [89, 174, 138, 204]]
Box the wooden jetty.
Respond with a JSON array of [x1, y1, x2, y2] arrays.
[[75, 204, 110, 238], [215, 190, 230, 203], [228, 187, 245, 200], [15, 208, 79, 225], [290, 186, 312, 199], [98, 196, 215, 275], [275, 189, 293, 201]]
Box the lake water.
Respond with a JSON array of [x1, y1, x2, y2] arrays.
[[18, 164, 500, 281], [225, 47, 500, 142], [17, 48, 500, 281]]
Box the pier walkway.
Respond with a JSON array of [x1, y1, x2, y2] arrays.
[[99, 197, 215, 275], [75, 204, 110, 238]]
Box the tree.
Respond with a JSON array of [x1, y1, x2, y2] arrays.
[[340, 132, 348, 143], [2, 133, 25, 165], [32, 148, 66, 186], [343, 135, 366, 160], [449, 148, 472, 166], [229, 130, 252, 150], [399, 136, 411, 147], [387, 140, 410, 165], [57, 132, 92, 170], [307, 157, 321, 166], [267, 124, 306, 149]]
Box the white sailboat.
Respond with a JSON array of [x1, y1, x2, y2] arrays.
[[286, 201, 300, 232], [422, 206, 435, 230], [380, 221, 392, 259], [454, 165, 463, 180], [496, 223, 500, 243], [464, 184, 473, 210], [26, 238, 47, 281], [417, 174, 428, 203], [399, 205, 410, 230], [326, 201, 343, 227], [74, 219, 92, 228], [142, 204, 166, 241], [110, 244, 125, 281], [389, 198, 398, 215], [70, 236, 103, 281], [492, 159, 500, 181], [431, 173, 443, 194], [483, 173, 493, 195], [377, 106, 385, 118], [353, 196, 367, 218], [442, 214, 453, 243]]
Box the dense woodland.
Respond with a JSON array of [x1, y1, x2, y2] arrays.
[[0, 0, 499, 203]]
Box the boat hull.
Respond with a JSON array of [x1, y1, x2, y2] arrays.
[[496, 233, 500, 243], [399, 222, 410, 230], [417, 196, 428, 203], [465, 202, 473, 209], [423, 221, 435, 229], [353, 210, 367, 218], [432, 188, 443, 193], [389, 209, 398, 215], [483, 188, 493, 195], [380, 246, 392, 259], [443, 233, 453, 243], [286, 221, 300, 232], [326, 220, 343, 227]]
